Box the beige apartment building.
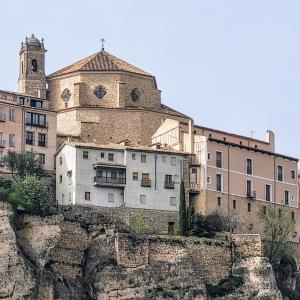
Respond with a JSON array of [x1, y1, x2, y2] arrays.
[[152, 118, 300, 242], [0, 35, 56, 174]]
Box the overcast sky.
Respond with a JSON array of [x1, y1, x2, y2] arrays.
[[1, 1, 299, 158]]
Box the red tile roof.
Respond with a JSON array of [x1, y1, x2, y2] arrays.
[[48, 50, 152, 77]]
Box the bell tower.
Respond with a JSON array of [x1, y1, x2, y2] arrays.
[[18, 34, 47, 99]]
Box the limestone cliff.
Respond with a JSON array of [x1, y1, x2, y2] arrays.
[[0, 204, 282, 300]]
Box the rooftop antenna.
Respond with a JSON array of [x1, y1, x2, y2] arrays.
[[101, 38, 105, 51], [250, 130, 255, 139]]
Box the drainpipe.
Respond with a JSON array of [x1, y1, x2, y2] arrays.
[[155, 155, 157, 190], [21, 107, 25, 151], [227, 144, 230, 217]]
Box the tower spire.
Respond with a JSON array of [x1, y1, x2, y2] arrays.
[[101, 38, 105, 51]]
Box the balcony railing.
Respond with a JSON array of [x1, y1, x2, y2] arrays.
[[247, 168, 253, 175], [25, 122, 48, 129], [247, 191, 256, 199], [141, 179, 151, 187], [94, 176, 126, 186], [164, 181, 175, 189], [190, 183, 200, 193]]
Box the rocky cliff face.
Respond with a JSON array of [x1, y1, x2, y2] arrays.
[[0, 203, 283, 300]]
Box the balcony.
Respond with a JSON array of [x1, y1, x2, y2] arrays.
[[25, 122, 48, 129], [26, 139, 33, 145], [190, 183, 200, 193], [94, 176, 126, 187], [247, 191, 256, 200], [141, 179, 151, 187], [164, 181, 175, 189]]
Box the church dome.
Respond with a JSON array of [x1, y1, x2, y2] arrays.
[[27, 34, 41, 47], [21, 34, 45, 52]]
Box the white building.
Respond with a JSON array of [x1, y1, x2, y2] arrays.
[[55, 142, 185, 212]]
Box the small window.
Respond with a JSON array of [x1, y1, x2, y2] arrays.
[[140, 195, 146, 204], [38, 153, 45, 164], [216, 174, 222, 192], [246, 158, 253, 175], [255, 145, 258, 149], [277, 165, 283, 181], [67, 170, 72, 177], [191, 167, 197, 174], [262, 206, 266, 215], [9, 134, 15, 148], [9, 109, 15, 122], [26, 131, 34, 145], [291, 170, 296, 180], [133, 172, 138, 181], [217, 196, 221, 206], [85, 192, 90, 201], [209, 133, 212, 138], [101, 152, 105, 158], [83, 151, 89, 159], [171, 157, 176, 166], [31, 59, 37, 72], [38, 133, 46, 147], [141, 154, 146, 163], [170, 197, 176, 206], [19, 97, 25, 105], [132, 153, 136, 160], [207, 176, 211, 185], [247, 203, 251, 213], [223, 137, 226, 142], [59, 157, 62, 165], [207, 152, 211, 160], [233, 199, 236, 209], [59, 175, 62, 183], [284, 190, 290, 206], [108, 153, 114, 161], [216, 151, 222, 168], [265, 184, 271, 202], [162, 156, 166, 163], [94, 85, 107, 99], [108, 193, 114, 203], [142, 173, 149, 180]]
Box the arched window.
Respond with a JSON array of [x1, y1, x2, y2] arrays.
[[31, 59, 37, 72]]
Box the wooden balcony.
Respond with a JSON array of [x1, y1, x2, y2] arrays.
[[94, 176, 126, 187], [190, 183, 200, 193]]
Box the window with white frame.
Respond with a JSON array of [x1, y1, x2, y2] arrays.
[[291, 170, 296, 180], [284, 190, 290, 206], [207, 152, 211, 160], [170, 197, 176, 206], [207, 176, 211, 185], [246, 158, 253, 175], [171, 157, 176, 166], [277, 165, 283, 182], [8, 134, 15, 148], [9, 108, 15, 122], [108, 193, 114, 203], [216, 174, 222, 192], [265, 184, 271, 202], [216, 151, 222, 168], [140, 195, 146, 204]]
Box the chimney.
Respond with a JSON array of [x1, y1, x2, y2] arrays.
[[266, 130, 275, 152]]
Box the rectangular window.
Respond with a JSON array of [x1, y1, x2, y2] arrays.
[[132, 153, 136, 160], [233, 199, 236, 209], [83, 151, 89, 159], [165, 174, 173, 183], [247, 202, 251, 213], [217, 196, 221, 206], [191, 167, 197, 174], [216, 174, 222, 192], [26, 112, 46, 127], [59, 157, 62, 165], [162, 156, 166, 163], [207, 152, 211, 160], [277, 165, 283, 182], [59, 175, 62, 183], [207, 176, 211, 184], [101, 152, 105, 158], [246, 180, 252, 198], [292, 212, 295, 221], [0, 106, 4, 121], [8, 134, 15, 148], [285, 190, 290, 206], [246, 158, 253, 175], [133, 172, 138, 181], [19, 97, 25, 105], [26, 131, 34, 145], [30, 99, 43, 108], [108, 153, 114, 161], [0, 150, 3, 163], [38, 133, 46, 147], [291, 170, 296, 180], [141, 154, 147, 163], [265, 184, 271, 202], [85, 192, 90, 201], [108, 193, 114, 203], [171, 157, 176, 166], [0, 132, 3, 147], [216, 151, 222, 168], [140, 195, 146, 204], [170, 197, 176, 206], [38, 153, 45, 164], [142, 173, 149, 180], [9, 109, 15, 121], [262, 206, 266, 215]]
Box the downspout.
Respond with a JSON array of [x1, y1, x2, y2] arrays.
[[155, 154, 157, 190], [21, 107, 25, 151], [227, 144, 230, 217]]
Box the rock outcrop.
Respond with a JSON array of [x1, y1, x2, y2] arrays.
[[0, 204, 283, 299]]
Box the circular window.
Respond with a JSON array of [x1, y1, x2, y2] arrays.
[[130, 88, 141, 102], [94, 86, 107, 99], [61, 88, 71, 102]]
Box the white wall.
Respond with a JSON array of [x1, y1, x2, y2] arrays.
[[124, 150, 183, 211]]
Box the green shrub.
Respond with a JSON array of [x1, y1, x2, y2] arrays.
[[132, 212, 149, 234], [9, 175, 55, 216], [0, 187, 10, 202]]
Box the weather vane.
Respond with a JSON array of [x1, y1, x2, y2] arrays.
[[101, 38, 105, 51]]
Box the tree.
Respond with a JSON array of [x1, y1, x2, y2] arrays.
[[179, 180, 188, 236], [132, 212, 149, 234], [260, 206, 295, 264], [2, 151, 44, 182], [9, 175, 55, 216]]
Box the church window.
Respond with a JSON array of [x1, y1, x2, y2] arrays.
[[94, 86, 107, 99], [61, 89, 71, 102], [31, 59, 37, 72], [130, 88, 140, 102]]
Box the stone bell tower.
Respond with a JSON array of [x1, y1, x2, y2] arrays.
[[18, 34, 47, 99]]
